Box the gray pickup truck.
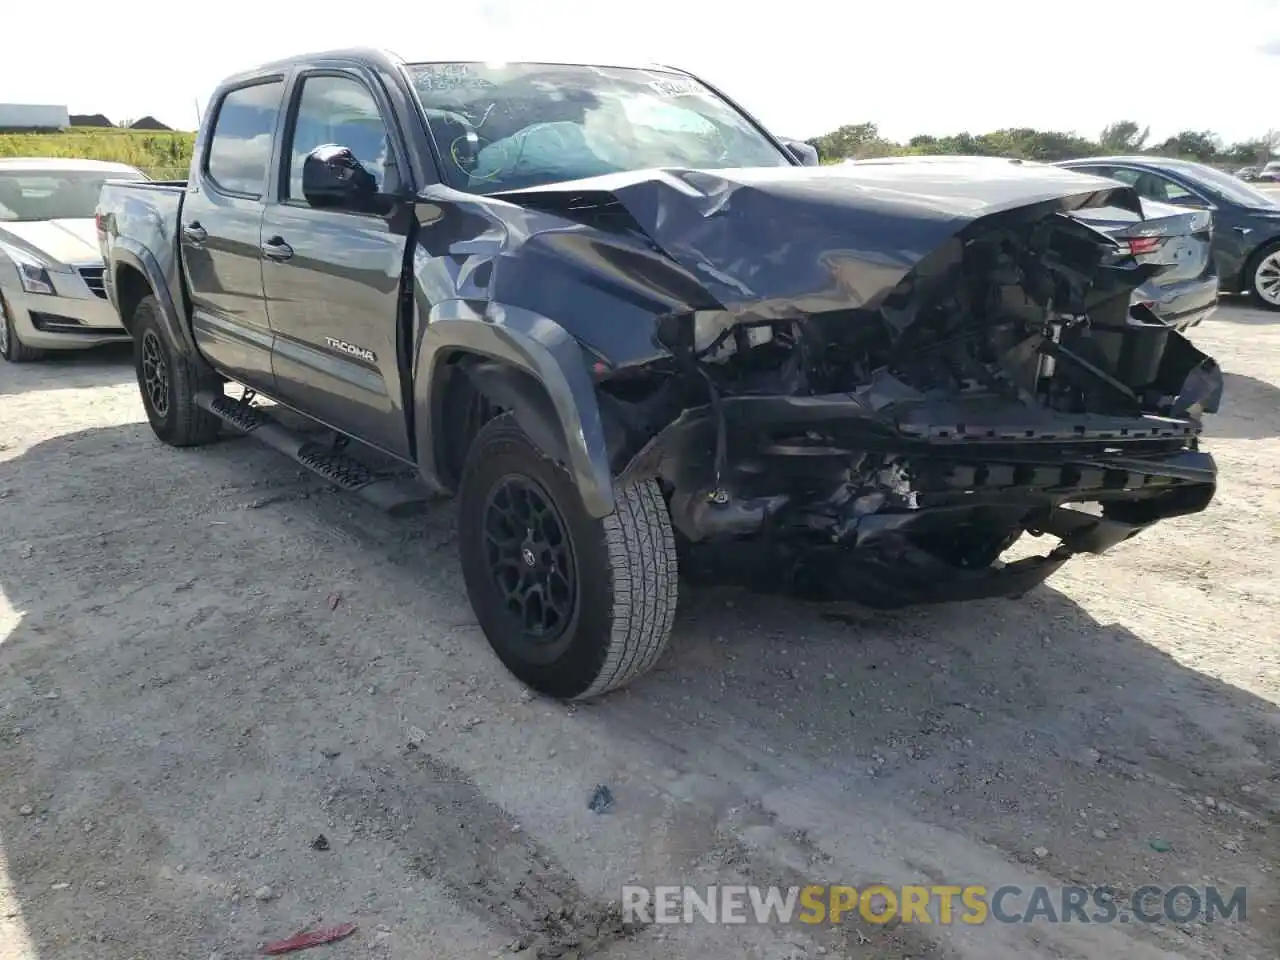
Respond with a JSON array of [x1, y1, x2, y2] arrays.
[[96, 48, 1223, 700]]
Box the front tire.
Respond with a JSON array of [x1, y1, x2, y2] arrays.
[[1246, 241, 1280, 312], [132, 295, 222, 446], [0, 292, 46, 363], [458, 413, 679, 700]]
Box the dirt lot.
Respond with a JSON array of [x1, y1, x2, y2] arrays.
[[0, 302, 1277, 960]]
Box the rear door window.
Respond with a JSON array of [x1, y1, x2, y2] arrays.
[[1138, 173, 1195, 203], [1105, 168, 1196, 204], [206, 80, 285, 198], [1103, 167, 1141, 186]]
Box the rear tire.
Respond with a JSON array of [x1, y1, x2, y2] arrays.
[[1245, 240, 1280, 312], [458, 413, 679, 700], [0, 292, 46, 363], [132, 295, 222, 446]]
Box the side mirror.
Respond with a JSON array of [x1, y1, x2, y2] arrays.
[[301, 144, 378, 211], [781, 139, 820, 167]]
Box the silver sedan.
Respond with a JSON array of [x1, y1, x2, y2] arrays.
[[0, 157, 146, 362]]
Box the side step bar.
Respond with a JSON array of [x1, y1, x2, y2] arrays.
[[196, 392, 430, 518]]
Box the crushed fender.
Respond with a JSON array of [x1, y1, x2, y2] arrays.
[[465, 160, 1224, 605]]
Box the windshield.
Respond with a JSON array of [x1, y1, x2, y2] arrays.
[[0, 169, 145, 222], [1178, 162, 1279, 208], [405, 61, 791, 193]]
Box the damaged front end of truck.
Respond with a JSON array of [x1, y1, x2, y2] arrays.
[[489, 163, 1223, 608]]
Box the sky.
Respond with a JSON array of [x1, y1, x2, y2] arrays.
[[3, 0, 1278, 145]]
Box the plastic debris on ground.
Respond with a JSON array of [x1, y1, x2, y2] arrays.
[[588, 784, 614, 814], [262, 922, 358, 955]]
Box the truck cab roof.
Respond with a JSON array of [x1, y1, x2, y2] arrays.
[[218, 46, 694, 86]]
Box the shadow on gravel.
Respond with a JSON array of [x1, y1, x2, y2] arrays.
[[1207, 372, 1280, 440], [0, 344, 134, 397], [0, 418, 1276, 956], [1208, 299, 1279, 325]]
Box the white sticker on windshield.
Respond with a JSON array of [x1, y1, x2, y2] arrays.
[[648, 76, 699, 98], [416, 64, 493, 92]]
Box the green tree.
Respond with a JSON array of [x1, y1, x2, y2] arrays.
[[984, 128, 1097, 161], [907, 132, 986, 155], [1154, 130, 1221, 162], [806, 123, 882, 161], [1098, 121, 1149, 153], [1225, 140, 1268, 164], [1266, 129, 1280, 159], [798, 119, 1259, 169]]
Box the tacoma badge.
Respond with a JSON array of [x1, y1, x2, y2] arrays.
[[325, 337, 376, 363]]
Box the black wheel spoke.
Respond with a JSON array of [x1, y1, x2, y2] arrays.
[[482, 475, 577, 644], [141, 330, 170, 418], [547, 567, 572, 599]]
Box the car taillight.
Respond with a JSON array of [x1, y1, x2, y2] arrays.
[[1126, 236, 1164, 256], [94, 213, 107, 233]]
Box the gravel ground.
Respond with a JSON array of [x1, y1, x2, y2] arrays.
[[0, 302, 1276, 960]]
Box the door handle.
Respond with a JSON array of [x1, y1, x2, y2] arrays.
[[182, 221, 207, 243], [261, 236, 294, 262]]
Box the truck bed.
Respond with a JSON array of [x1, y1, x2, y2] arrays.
[[109, 179, 188, 191], [94, 179, 188, 331]]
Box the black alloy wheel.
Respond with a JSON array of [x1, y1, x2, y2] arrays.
[[482, 474, 579, 655]]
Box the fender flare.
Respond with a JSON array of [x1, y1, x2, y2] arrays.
[[109, 239, 198, 357], [413, 299, 617, 519]]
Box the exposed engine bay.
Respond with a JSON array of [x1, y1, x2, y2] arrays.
[[588, 205, 1222, 607]]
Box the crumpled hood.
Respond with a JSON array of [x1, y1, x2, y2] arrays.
[[490, 161, 1144, 317], [0, 218, 101, 268]]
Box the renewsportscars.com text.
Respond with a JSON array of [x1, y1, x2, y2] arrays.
[[621, 884, 1247, 926]]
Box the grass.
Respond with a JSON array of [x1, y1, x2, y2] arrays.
[[0, 127, 195, 180]]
